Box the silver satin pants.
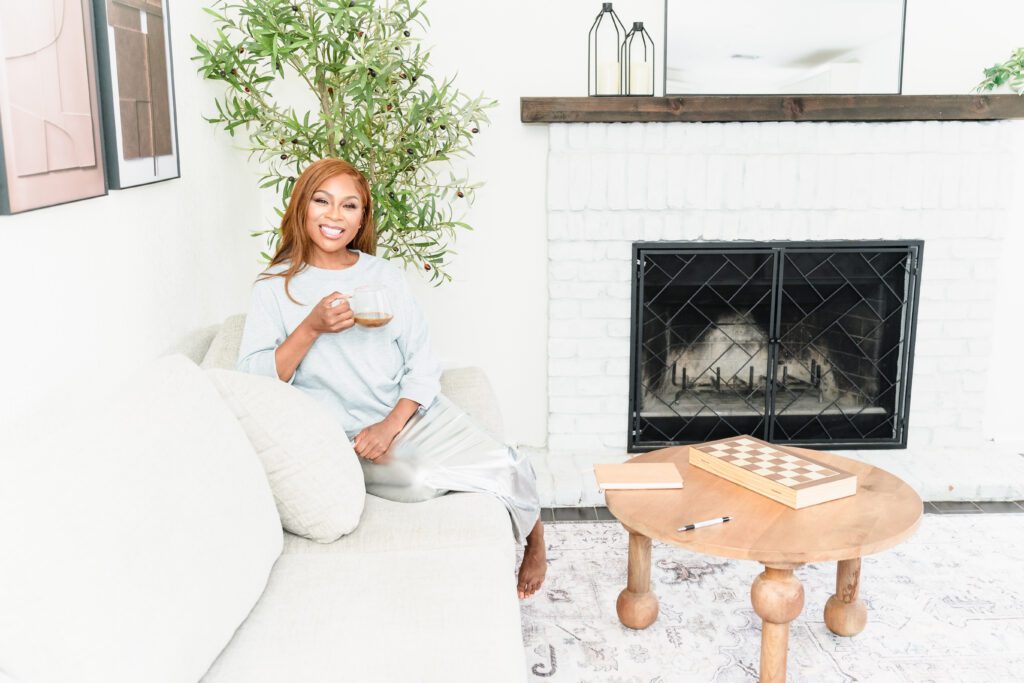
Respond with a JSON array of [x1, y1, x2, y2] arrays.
[[359, 395, 541, 544]]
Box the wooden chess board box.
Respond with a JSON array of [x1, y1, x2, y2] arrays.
[[688, 436, 857, 509]]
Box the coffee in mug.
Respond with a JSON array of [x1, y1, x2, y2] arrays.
[[350, 285, 393, 327]]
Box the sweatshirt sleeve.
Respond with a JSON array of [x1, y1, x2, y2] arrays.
[[236, 279, 294, 384], [393, 274, 442, 408]]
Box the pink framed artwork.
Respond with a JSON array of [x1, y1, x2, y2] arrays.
[[0, 0, 108, 214]]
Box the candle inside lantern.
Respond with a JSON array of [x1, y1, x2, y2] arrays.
[[596, 60, 620, 95], [629, 61, 652, 94]]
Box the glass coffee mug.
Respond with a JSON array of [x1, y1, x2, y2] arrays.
[[349, 284, 393, 328]]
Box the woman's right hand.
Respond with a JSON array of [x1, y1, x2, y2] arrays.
[[304, 292, 354, 336]]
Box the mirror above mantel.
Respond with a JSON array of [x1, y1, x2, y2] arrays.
[[665, 0, 907, 95]]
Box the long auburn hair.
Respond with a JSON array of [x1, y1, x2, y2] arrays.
[[259, 158, 377, 303]]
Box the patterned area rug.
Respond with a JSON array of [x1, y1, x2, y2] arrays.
[[520, 515, 1024, 682]]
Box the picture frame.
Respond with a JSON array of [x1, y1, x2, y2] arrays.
[[0, 0, 108, 215], [90, 0, 180, 189]]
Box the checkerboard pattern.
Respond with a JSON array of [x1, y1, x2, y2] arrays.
[[702, 437, 841, 488]]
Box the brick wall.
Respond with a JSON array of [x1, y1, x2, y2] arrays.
[[546, 121, 1013, 454]]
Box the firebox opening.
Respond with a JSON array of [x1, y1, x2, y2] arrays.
[[630, 242, 921, 451]]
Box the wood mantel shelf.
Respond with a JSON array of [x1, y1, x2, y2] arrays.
[[520, 95, 1024, 123]]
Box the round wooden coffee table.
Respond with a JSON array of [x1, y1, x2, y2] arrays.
[[605, 445, 922, 683]]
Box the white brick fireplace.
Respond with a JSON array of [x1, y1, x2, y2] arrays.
[[541, 120, 1024, 502]]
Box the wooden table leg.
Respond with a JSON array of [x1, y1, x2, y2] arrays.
[[751, 564, 805, 683], [824, 557, 868, 636], [616, 530, 658, 629]]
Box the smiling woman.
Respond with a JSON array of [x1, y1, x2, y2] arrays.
[[304, 175, 365, 266], [264, 159, 377, 302], [236, 158, 548, 599]]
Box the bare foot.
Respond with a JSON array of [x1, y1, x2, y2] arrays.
[[518, 519, 547, 599]]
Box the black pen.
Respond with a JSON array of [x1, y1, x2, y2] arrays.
[[677, 516, 731, 532]]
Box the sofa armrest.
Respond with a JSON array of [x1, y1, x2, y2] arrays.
[[440, 367, 505, 441], [164, 324, 221, 365], [200, 315, 248, 370]]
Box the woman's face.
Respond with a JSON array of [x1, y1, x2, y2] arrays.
[[304, 173, 364, 264]]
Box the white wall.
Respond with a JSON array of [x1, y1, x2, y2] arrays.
[[0, 1, 266, 426], [2, 0, 1022, 448], [411, 0, 1024, 447], [898, 0, 1024, 447], [408, 1, 662, 446]]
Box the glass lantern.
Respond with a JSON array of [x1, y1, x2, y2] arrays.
[[622, 21, 655, 97], [588, 3, 626, 96]]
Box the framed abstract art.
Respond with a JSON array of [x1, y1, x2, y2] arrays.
[[91, 0, 179, 189], [0, 0, 108, 214]]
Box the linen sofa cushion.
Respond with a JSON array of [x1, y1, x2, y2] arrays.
[[202, 493, 527, 683], [0, 355, 282, 683], [206, 369, 365, 542]]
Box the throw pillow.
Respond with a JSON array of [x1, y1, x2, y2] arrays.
[[206, 369, 365, 542]]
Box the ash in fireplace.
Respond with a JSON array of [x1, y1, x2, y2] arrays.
[[641, 312, 866, 418]]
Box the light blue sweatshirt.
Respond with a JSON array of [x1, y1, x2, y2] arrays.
[[237, 251, 442, 437]]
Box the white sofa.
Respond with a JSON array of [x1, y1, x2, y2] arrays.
[[0, 317, 527, 683]]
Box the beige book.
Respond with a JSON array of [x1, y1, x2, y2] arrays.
[[594, 463, 684, 491], [688, 435, 857, 509]]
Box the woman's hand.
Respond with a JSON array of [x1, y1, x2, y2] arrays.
[[353, 418, 403, 462], [303, 292, 354, 336]]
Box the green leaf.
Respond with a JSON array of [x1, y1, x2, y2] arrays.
[[192, 0, 496, 284]]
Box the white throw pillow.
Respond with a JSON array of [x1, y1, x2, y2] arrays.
[[206, 369, 366, 542], [0, 355, 282, 683]]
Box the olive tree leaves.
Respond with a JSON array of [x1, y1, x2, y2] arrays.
[[192, 0, 495, 282], [976, 48, 1024, 96]]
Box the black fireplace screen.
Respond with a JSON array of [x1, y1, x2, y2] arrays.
[[629, 241, 922, 451]]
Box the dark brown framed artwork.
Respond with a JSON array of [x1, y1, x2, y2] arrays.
[[91, 0, 180, 189], [0, 0, 108, 214]]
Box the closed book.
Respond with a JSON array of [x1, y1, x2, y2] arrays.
[[688, 435, 857, 509], [594, 463, 684, 491]]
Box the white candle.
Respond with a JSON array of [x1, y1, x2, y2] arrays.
[[629, 61, 653, 95], [596, 60, 620, 95]]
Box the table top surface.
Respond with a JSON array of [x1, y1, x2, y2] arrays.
[[605, 446, 923, 565]]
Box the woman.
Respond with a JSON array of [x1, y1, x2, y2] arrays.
[[237, 158, 546, 598]]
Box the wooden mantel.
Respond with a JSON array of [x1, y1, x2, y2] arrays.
[[521, 95, 1024, 123]]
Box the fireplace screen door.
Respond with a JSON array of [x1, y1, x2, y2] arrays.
[[629, 241, 922, 451]]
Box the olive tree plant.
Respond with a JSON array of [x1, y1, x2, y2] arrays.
[[192, 0, 495, 282], [976, 48, 1024, 95]]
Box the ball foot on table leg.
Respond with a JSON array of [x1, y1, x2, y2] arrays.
[[824, 594, 867, 636], [824, 557, 868, 636], [616, 530, 658, 629], [616, 589, 658, 629]]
